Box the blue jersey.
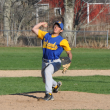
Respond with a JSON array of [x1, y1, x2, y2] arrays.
[[42, 33, 64, 59], [38, 30, 71, 60]]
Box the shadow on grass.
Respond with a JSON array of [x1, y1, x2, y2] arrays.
[[10, 91, 45, 99]]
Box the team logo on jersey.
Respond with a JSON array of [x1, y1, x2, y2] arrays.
[[43, 40, 58, 50]]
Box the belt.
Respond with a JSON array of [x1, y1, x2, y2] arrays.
[[43, 58, 58, 63]]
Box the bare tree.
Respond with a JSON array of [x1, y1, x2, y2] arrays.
[[0, 0, 4, 30], [2, 0, 58, 45], [62, 0, 109, 47], [62, 0, 75, 46], [3, 0, 11, 40], [3, 0, 39, 44], [11, 1, 36, 44]]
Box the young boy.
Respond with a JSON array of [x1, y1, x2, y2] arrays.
[[32, 21, 72, 101]]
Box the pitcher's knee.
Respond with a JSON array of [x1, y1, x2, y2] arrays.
[[45, 66, 53, 74]]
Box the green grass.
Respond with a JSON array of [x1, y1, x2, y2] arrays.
[[0, 47, 42, 70], [0, 77, 44, 95], [0, 75, 110, 95], [0, 47, 110, 97], [70, 48, 110, 70], [0, 47, 110, 70]]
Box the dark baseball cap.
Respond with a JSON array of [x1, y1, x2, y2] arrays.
[[54, 21, 64, 30]]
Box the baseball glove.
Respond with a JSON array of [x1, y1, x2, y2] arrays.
[[60, 57, 71, 74]]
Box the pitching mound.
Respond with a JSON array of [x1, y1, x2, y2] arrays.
[[0, 91, 110, 110]]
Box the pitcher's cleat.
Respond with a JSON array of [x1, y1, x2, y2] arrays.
[[53, 81, 62, 93], [43, 93, 54, 101]]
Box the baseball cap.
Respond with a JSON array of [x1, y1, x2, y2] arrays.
[[54, 21, 64, 30]]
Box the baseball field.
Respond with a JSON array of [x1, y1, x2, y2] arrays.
[[0, 47, 110, 110]]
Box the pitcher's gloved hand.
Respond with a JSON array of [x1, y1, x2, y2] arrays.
[[60, 57, 71, 74], [62, 63, 71, 73]]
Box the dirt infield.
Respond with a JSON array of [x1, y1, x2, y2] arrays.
[[0, 70, 110, 110]]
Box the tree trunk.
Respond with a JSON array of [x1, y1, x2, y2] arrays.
[[62, 0, 75, 47], [3, 0, 11, 40], [14, 17, 25, 45]]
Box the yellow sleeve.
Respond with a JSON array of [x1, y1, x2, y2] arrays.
[[60, 39, 71, 51], [38, 29, 48, 40]]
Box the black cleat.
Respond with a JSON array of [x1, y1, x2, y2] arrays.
[[53, 81, 62, 93], [43, 93, 54, 101]]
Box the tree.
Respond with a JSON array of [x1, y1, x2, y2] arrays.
[[11, 0, 36, 44], [3, 0, 39, 44], [62, 0, 75, 46], [0, 0, 4, 30], [62, 0, 109, 47], [3, 0, 11, 39], [2, 0, 53, 45]]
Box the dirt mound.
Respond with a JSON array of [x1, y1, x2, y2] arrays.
[[0, 91, 110, 110]]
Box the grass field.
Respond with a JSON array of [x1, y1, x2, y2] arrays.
[[0, 75, 110, 95], [0, 47, 110, 95], [0, 47, 110, 70]]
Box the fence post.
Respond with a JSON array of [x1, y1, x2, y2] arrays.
[[107, 30, 108, 48], [75, 31, 77, 47], [41, 40, 42, 47], [7, 31, 8, 47]]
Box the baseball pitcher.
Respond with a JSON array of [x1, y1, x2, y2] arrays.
[[32, 21, 72, 101]]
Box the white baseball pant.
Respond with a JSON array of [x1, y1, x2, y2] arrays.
[[41, 58, 61, 94]]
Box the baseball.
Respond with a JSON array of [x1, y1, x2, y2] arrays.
[[43, 22, 48, 27]]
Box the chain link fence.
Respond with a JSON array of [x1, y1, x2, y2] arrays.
[[0, 30, 109, 48], [75, 30, 109, 48], [0, 30, 41, 47]]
